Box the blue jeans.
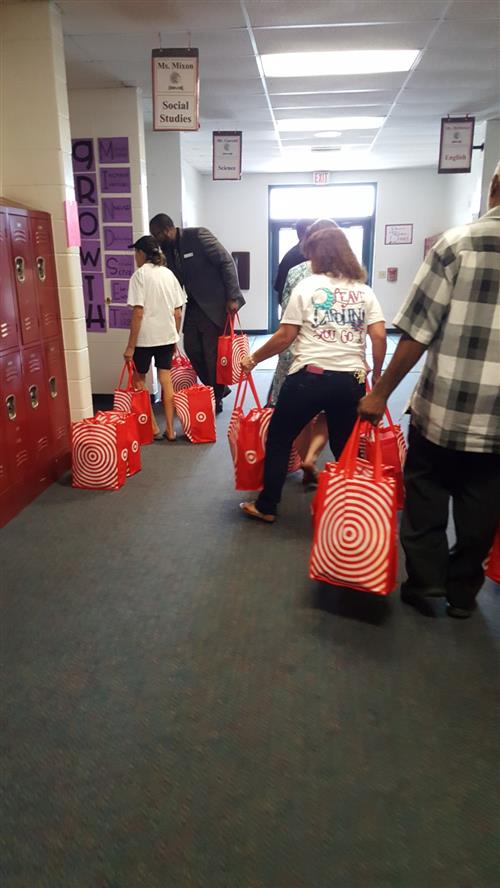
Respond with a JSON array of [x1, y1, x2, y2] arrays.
[[256, 368, 365, 515]]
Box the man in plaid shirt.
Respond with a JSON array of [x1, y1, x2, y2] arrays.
[[359, 162, 500, 619]]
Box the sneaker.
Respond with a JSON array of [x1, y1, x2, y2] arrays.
[[446, 601, 477, 620]]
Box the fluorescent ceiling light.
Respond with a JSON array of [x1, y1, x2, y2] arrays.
[[314, 131, 341, 138], [277, 117, 384, 132], [262, 49, 420, 78]]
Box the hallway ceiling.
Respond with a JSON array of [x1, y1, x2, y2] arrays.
[[60, 0, 500, 173]]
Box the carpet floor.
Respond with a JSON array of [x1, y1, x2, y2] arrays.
[[1, 369, 499, 888]]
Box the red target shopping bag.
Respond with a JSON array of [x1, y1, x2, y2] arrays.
[[364, 406, 407, 510], [485, 525, 500, 584], [113, 362, 153, 446], [72, 418, 128, 490], [95, 410, 141, 477], [173, 384, 216, 443], [310, 419, 398, 596], [216, 313, 249, 385], [171, 346, 197, 393], [228, 374, 301, 491]]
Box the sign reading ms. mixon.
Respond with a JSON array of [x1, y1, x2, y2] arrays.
[[152, 48, 199, 131]]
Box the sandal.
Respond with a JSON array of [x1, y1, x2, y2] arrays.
[[239, 502, 276, 523], [301, 465, 319, 487], [162, 432, 177, 442]]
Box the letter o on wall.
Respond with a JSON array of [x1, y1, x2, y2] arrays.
[[79, 211, 99, 238]]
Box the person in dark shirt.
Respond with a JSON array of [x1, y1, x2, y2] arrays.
[[149, 213, 245, 413], [274, 219, 311, 304]]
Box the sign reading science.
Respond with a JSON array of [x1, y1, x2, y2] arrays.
[[152, 48, 199, 131], [213, 131, 242, 180]]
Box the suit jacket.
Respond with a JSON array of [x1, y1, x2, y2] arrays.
[[163, 227, 245, 329]]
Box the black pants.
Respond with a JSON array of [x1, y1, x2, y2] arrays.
[[255, 368, 365, 515], [183, 301, 225, 403], [401, 424, 500, 608]]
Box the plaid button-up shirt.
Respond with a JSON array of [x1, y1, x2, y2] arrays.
[[394, 205, 500, 453]]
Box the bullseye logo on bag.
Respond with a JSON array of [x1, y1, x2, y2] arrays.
[[121, 449, 128, 461], [72, 422, 122, 490], [220, 356, 228, 366], [245, 450, 257, 464], [132, 441, 139, 453], [196, 411, 207, 423], [138, 413, 148, 424], [310, 475, 395, 594]]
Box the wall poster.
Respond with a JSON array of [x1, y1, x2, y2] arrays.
[[71, 136, 134, 334]]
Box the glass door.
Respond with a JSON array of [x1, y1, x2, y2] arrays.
[[269, 215, 374, 331], [268, 183, 376, 332]]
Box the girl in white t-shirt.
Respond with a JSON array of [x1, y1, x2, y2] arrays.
[[240, 227, 386, 523], [124, 235, 185, 440]]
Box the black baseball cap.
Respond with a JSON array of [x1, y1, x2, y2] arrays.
[[128, 235, 161, 253]]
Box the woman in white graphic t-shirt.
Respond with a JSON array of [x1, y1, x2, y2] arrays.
[[124, 235, 185, 441], [239, 226, 387, 523]]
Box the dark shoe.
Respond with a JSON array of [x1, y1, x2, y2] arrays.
[[400, 587, 436, 616], [446, 601, 477, 620], [222, 385, 231, 399], [401, 582, 447, 599], [216, 400, 223, 414]]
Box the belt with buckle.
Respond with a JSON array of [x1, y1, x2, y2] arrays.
[[304, 364, 333, 375], [304, 364, 366, 382]]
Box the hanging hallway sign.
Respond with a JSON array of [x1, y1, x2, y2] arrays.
[[212, 131, 242, 180], [438, 117, 475, 173], [152, 48, 199, 131]]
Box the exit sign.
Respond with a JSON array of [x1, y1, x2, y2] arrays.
[[313, 171, 329, 185]]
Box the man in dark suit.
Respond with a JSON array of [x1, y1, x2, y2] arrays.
[[149, 214, 245, 412], [273, 219, 311, 305]]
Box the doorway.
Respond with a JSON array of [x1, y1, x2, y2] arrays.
[[268, 183, 376, 331]]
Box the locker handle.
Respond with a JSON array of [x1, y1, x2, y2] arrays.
[[6, 394, 16, 421], [49, 375, 58, 398], [15, 256, 26, 283], [29, 384, 39, 409], [36, 256, 46, 282]]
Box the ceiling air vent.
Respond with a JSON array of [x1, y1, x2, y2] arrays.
[[311, 146, 342, 153]]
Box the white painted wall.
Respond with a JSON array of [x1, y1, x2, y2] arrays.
[[145, 130, 182, 224], [1, 0, 93, 419], [201, 167, 459, 329], [69, 87, 149, 392], [443, 125, 485, 228], [181, 157, 204, 227]]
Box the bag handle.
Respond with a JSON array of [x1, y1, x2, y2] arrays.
[[337, 418, 383, 482], [365, 378, 397, 432], [223, 312, 244, 337], [234, 372, 261, 411], [117, 361, 135, 391]]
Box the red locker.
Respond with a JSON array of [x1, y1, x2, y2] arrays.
[[0, 202, 72, 527], [21, 344, 52, 492], [0, 211, 19, 353], [30, 214, 61, 340], [0, 350, 31, 483], [44, 337, 71, 460], [9, 212, 39, 346]]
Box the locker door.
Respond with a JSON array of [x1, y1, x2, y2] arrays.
[[44, 338, 71, 458], [21, 345, 52, 489], [30, 214, 61, 340], [0, 212, 19, 353], [8, 212, 39, 345], [0, 350, 31, 488]]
